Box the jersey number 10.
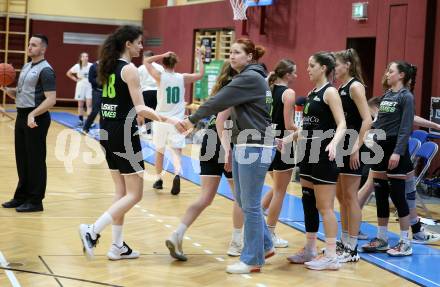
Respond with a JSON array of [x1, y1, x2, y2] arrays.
[[166, 86, 180, 104]]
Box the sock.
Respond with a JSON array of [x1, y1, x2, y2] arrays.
[[79, 115, 83, 121], [305, 232, 317, 251], [341, 230, 349, 245], [112, 225, 123, 247], [232, 228, 242, 243], [175, 223, 187, 241], [377, 226, 388, 241], [400, 230, 409, 242], [348, 235, 358, 250], [92, 212, 113, 239], [325, 237, 337, 258], [268, 225, 276, 235], [411, 219, 422, 234]]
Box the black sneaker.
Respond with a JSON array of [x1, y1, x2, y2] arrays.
[[171, 175, 180, 195], [338, 245, 360, 263], [79, 224, 100, 259], [2, 199, 24, 208], [153, 179, 163, 189]]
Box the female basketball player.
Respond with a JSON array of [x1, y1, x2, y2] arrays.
[[66, 52, 93, 126], [165, 61, 244, 261], [287, 52, 346, 271], [145, 51, 204, 195], [261, 59, 297, 248], [333, 48, 371, 263], [361, 61, 415, 257], [176, 38, 275, 274], [78, 25, 175, 260]]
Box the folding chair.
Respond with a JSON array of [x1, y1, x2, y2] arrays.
[[411, 130, 429, 144], [414, 141, 439, 218], [408, 137, 421, 162]]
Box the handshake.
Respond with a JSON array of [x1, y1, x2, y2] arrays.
[[173, 118, 195, 134]]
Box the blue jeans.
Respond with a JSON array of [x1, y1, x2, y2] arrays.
[[232, 145, 274, 266]]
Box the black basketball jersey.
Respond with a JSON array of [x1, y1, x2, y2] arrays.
[[271, 85, 289, 138], [302, 83, 336, 136], [100, 59, 134, 121], [339, 78, 362, 132]]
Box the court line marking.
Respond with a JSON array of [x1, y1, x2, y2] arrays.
[[0, 266, 122, 287], [367, 254, 440, 287], [38, 256, 63, 287], [0, 251, 21, 287]]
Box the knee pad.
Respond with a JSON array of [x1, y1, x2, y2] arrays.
[[405, 177, 416, 209], [302, 187, 319, 232], [373, 178, 390, 218], [389, 178, 410, 218]]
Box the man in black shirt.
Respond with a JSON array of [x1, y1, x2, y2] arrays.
[[1, 34, 56, 212]]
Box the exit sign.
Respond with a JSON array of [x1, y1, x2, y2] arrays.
[[352, 2, 368, 20]]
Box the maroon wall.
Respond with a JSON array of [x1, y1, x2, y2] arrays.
[[143, 0, 433, 116], [143, 1, 234, 101], [30, 20, 121, 104]]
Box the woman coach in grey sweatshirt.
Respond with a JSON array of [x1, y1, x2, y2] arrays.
[[176, 38, 275, 274]]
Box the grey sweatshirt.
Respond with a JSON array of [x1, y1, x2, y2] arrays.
[[188, 64, 274, 145], [373, 88, 415, 155]]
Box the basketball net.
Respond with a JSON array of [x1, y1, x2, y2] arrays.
[[230, 0, 258, 20]]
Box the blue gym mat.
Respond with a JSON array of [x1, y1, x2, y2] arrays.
[[50, 111, 440, 287]]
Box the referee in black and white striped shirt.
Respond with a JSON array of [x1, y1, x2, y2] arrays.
[[1, 34, 56, 212]]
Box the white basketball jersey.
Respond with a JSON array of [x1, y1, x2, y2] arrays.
[[156, 71, 185, 119]]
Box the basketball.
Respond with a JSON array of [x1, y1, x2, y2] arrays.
[[0, 63, 16, 86]]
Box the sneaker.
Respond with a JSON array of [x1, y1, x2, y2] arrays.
[[79, 224, 100, 259], [358, 230, 369, 240], [304, 255, 341, 271], [171, 175, 180, 195], [153, 179, 163, 190], [165, 232, 187, 261], [287, 247, 317, 264], [387, 240, 412, 257], [107, 242, 140, 260], [77, 120, 84, 127], [227, 240, 242, 257], [265, 247, 276, 260], [272, 233, 289, 248], [338, 245, 360, 263], [412, 230, 440, 244], [226, 261, 261, 274], [361, 237, 389, 253], [321, 240, 345, 256]]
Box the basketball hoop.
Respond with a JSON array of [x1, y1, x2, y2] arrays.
[[230, 0, 259, 20]]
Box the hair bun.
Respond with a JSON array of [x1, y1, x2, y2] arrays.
[[254, 45, 266, 61]]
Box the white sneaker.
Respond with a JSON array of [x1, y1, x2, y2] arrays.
[[226, 261, 261, 274], [107, 242, 140, 260], [287, 247, 317, 264], [227, 240, 242, 257], [78, 224, 100, 259], [272, 233, 289, 248], [305, 255, 341, 271], [165, 232, 187, 261], [412, 230, 440, 244], [387, 240, 412, 257]]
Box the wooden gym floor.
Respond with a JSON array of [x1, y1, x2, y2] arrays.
[[0, 107, 436, 287]]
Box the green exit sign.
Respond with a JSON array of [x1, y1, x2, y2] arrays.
[[352, 2, 368, 20]]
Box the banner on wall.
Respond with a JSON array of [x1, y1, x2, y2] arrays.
[[193, 60, 224, 100], [430, 97, 440, 135]]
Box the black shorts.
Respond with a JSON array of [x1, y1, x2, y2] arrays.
[[142, 90, 157, 110], [100, 120, 144, 174], [200, 160, 232, 178], [371, 137, 413, 176], [269, 149, 295, 172], [298, 138, 339, 184]]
